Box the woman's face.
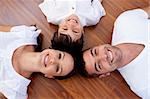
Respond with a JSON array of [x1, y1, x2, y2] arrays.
[[39, 49, 74, 78], [58, 14, 84, 41]]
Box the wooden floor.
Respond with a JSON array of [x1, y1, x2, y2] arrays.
[[0, 0, 148, 99]]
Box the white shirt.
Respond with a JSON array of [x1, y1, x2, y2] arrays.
[[39, 0, 106, 26], [0, 28, 39, 99], [112, 9, 150, 99]]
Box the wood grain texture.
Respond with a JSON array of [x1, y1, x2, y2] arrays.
[[0, 0, 148, 99]]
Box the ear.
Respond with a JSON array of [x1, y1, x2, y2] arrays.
[[98, 73, 110, 78], [44, 74, 54, 78], [82, 29, 85, 34]]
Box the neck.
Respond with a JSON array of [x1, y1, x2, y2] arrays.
[[116, 43, 144, 68], [13, 46, 41, 78]]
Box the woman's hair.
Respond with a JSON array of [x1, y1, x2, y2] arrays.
[[75, 49, 100, 78], [50, 31, 84, 79], [35, 33, 43, 52], [51, 31, 84, 56], [75, 52, 89, 77], [54, 67, 76, 80]]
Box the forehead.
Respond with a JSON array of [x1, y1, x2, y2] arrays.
[[61, 52, 74, 76], [83, 49, 95, 74]]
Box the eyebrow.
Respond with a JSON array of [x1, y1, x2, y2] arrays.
[[59, 53, 64, 75], [90, 49, 94, 57], [62, 52, 65, 60], [94, 63, 99, 72]]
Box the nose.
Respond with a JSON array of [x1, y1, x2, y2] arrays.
[[67, 20, 76, 27], [49, 58, 58, 65], [95, 54, 107, 62]]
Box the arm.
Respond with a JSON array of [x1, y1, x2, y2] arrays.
[[0, 25, 12, 32], [142, 6, 150, 18], [0, 92, 7, 99], [84, 0, 105, 26]]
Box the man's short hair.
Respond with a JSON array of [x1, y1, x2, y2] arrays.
[[75, 52, 89, 77], [51, 31, 84, 56], [76, 50, 101, 78]]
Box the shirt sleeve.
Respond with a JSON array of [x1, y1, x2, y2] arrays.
[[112, 9, 149, 45], [85, 0, 106, 26], [39, 0, 55, 22]]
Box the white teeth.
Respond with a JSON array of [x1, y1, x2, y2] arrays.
[[108, 51, 113, 63], [69, 19, 77, 23]]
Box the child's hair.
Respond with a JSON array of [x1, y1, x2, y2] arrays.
[[51, 31, 84, 56]]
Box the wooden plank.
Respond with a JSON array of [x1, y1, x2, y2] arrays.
[[0, 0, 148, 99]]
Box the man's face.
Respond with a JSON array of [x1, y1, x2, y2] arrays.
[[58, 14, 84, 41], [39, 49, 74, 78], [83, 44, 122, 76]]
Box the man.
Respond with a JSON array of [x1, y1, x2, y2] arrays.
[[79, 6, 150, 99], [39, 0, 105, 55]]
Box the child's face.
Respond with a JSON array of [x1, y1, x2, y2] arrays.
[[58, 14, 84, 41]]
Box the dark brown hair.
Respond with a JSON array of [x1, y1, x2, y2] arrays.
[[51, 31, 84, 56]]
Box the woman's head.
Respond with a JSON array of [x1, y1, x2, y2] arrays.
[[39, 49, 74, 79]]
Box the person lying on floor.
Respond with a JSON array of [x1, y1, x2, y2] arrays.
[[0, 25, 75, 99], [78, 6, 150, 99], [39, 0, 106, 55]]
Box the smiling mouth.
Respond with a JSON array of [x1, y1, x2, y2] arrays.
[[68, 19, 78, 23], [107, 49, 114, 64]]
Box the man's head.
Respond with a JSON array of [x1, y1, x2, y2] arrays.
[[81, 44, 123, 78]]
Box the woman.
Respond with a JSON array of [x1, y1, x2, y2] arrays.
[[0, 25, 74, 99]]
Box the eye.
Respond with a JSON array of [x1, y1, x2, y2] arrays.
[[58, 53, 61, 59], [56, 65, 59, 73], [73, 30, 78, 33], [94, 49, 98, 56], [63, 28, 68, 30], [98, 64, 101, 70], [95, 62, 101, 72]]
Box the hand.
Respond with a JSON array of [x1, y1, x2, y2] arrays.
[[98, 72, 110, 78]]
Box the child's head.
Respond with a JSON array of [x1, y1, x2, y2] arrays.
[[51, 14, 84, 54], [58, 14, 84, 42], [51, 31, 84, 55]]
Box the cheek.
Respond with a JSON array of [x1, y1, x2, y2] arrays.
[[86, 65, 95, 74], [43, 67, 56, 75], [101, 62, 112, 71]]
